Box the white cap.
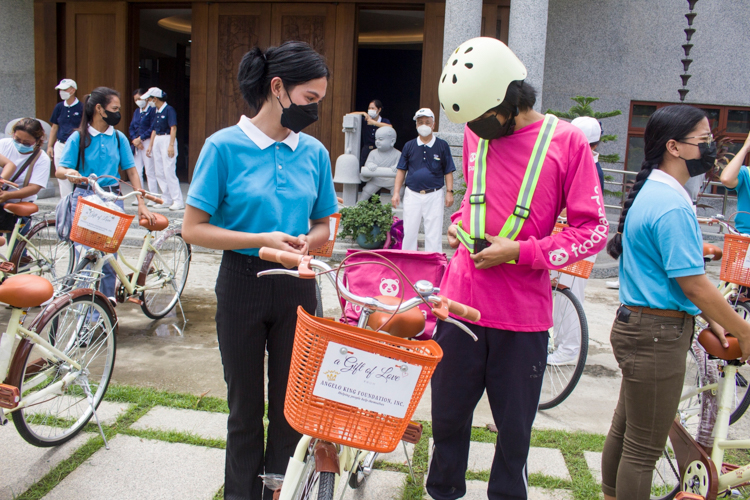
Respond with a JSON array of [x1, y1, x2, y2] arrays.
[[571, 116, 602, 144], [55, 79, 77, 90], [141, 87, 165, 99], [413, 108, 435, 120]]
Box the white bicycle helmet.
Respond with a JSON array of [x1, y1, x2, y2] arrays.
[[438, 37, 528, 124]]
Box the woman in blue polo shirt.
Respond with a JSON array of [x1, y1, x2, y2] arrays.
[[602, 105, 750, 500], [182, 41, 337, 500], [57, 86, 155, 302], [719, 132, 750, 233], [356, 99, 392, 165]]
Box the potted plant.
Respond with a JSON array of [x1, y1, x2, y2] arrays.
[[339, 194, 394, 249]]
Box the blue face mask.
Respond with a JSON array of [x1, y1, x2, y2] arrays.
[[13, 141, 35, 154]]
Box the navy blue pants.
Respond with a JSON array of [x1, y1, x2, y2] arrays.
[[426, 320, 548, 500]]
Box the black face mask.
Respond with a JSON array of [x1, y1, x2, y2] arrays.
[[278, 94, 318, 133], [679, 141, 717, 177], [102, 110, 121, 127], [467, 109, 517, 141]]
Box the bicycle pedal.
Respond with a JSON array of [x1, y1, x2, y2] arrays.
[[401, 421, 423, 444], [127, 297, 143, 305], [0, 383, 20, 409], [0, 262, 15, 273]]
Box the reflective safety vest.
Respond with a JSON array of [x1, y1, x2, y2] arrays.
[[456, 114, 559, 262]]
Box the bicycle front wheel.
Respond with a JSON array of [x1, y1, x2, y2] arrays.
[[140, 234, 191, 319], [729, 301, 750, 423], [11, 220, 74, 282], [10, 293, 116, 447], [292, 450, 336, 500], [539, 286, 588, 410]]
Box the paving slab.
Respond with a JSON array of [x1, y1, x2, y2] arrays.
[[130, 405, 228, 441], [19, 399, 132, 427], [377, 442, 415, 466], [584, 451, 603, 484], [42, 434, 225, 500], [428, 438, 497, 472], [424, 480, 573, 499], [341, 470, 406, 500], [528, 447, 571, 481], [1, 426, 91, 500]]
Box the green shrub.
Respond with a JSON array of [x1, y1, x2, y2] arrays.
[[339, 194, 394, 244]]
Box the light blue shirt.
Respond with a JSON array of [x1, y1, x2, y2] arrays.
[[187, 116, 338, 256], [729, 166, 750, 235], [620, 170, 704, 315], [58, 126, 135, 187]]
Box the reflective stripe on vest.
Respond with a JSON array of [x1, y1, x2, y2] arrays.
[[456, 114, 559, 256]]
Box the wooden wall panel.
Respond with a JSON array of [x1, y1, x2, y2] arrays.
[[420, 2, 445, 130], [188, 2, 209, 178], [34, 2, 59, 127], [329, 3, 356, 165]]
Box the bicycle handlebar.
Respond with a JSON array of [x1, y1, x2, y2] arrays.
[[697, 215, 741, 236], [65, 173, 163, 204], [0, 178, 19, 189], [257, 246, 481, 324]]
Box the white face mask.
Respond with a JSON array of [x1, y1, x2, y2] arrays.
[[136, 99, 147, 109], [368, 109, 378, 119], [417, 125, 432, 137], [59, 91, 71, 101]]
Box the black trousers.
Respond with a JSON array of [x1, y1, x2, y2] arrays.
[[215, 251, 316, 500], [426, 320, 548, 500]]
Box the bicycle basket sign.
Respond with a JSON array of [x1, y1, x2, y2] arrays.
[[77, 204, 119, 237], [312, 341, 422, 419]]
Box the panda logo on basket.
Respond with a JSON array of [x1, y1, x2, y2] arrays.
[[380, 278, 400, 296], [549, 248, 570, 266]]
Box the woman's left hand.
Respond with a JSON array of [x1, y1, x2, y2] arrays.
[[138, 201, 156, 226], [470, 234, 520, 269], [168, 145, 175, 158], [293, 234, 309, 255], [0, 191, 11, 204]]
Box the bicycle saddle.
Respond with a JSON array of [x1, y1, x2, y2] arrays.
[[366, 295, 426, 339], [0, 274, 54, 308], [4, 202, 38, 217], [698, 328, 743, 361], [139, 213, 169, 231], [703, 242, 723, 261]]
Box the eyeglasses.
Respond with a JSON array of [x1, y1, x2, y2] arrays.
[[679, 134, 714, 146]]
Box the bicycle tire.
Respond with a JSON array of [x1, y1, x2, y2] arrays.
[[348, 452, 378, 489], [539, 286, 588, 410], [291, 450, 337, 500], [9, 292, 116, 447], [10, 219, 75, 282], [649, 434, 681, 499], [140, 234, 191, 319], [730, 302, 750, 424]]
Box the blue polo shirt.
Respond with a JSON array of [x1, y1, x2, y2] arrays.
[[397, 136, 456, 192], [187, 116, 338, 257], [129, 107, 156, 142], [361, 116, 391, 148], [728, 166, 750, 234], [58, 127, 136, 187], [50, 99, 84, 143], [153, 103, 177, 135], [620, 172, 704, 315]]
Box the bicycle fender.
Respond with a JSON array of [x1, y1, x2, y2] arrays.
[[29, 289, 118, 336], [313, 441, 340, 474], [138, 228, 185, 287]]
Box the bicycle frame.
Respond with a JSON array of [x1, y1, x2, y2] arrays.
[[0, 217, 53, 276], [0, 307, 82, 420]]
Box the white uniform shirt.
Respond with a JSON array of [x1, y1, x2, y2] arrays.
[[0, 138, 51, 203]]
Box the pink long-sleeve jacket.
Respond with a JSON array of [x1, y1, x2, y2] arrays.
[[440, 117, 609, 331]]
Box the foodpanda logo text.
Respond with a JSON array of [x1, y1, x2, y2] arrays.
[[570, 186, 609, 258]]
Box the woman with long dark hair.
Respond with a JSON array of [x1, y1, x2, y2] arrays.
[[56, 86, 155, 302], [355, 99, 392, 165], [601, 105, 750, 500], [182, 41, 337, 500]]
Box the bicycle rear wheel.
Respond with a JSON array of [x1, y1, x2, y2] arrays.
[[11, 220, 74, 282], [140, 234, 191, 319], [729, 302, 750, 423], [539, 286, 588, 410], [649, 434, 681, 500], [10, 293, 116, 447]]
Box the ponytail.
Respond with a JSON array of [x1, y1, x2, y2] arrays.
[[238, 41, 330, 116], [606, 104, 707, 259], [76, 87, 120, 170]]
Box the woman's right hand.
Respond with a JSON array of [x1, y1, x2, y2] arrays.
[[47, 146, 54, 159], [447, 224, 460, 249], [263, 231, 308, 254]]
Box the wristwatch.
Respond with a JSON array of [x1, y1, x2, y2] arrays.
[[447, 189, 454, 193]]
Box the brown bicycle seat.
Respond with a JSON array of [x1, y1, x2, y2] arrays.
[[366, 295, 426, 339], [139, 213, 169, 231], [703, 243, 723, 261], [698, 328, 743, 361], [0, 274, 54, 308], [4, 202, 38, 217]]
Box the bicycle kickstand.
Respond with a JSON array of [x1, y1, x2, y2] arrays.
[[403, 441, 416, 482], [80, 377, 110, 450]]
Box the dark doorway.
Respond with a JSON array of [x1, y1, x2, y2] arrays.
[[356, 9, 424, 152], [137, 8, 191, 181]]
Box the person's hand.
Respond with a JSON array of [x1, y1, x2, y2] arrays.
[[706, 316, 729, 349], [263, 231, 308, 254], [67, 170, 87, 184], [146, 147, 152, 158], [168, 145, 175, 158], [738, 334, 750, 363], [445, 191, 454, 208], [138, 202, 156, 226], [137, 142, 145, 150], [447, 224, 460, 249], [391, 192, 401, 208], [366, 116, 376, 126], [470, 234, 520, 269], [0, 191, 12, 204], [47, 146, 54, 159], [295, 234, 310, 255]]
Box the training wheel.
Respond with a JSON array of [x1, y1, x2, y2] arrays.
[[682, 460, 709, 496]]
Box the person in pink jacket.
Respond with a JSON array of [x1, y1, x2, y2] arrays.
[[427, 37, 608, 500]]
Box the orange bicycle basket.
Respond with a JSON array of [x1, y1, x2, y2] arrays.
[[720, 234, 750, 287], [552, 224, 595, 279], [285, 306, 443, 453], [70, 197, 134, 254]]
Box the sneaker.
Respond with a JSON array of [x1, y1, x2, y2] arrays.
[[131, 199, 140, 206], [606, 279, 620, 289], [169, 202, 185, 211], [547, 350, 578, 366], [146, 201, 157, 208]]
